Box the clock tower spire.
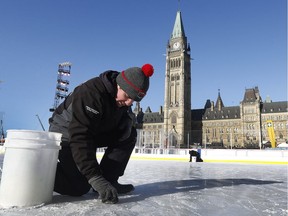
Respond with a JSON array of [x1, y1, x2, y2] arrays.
[[172, 10, 186, 39], [163, 10, 191, 148]]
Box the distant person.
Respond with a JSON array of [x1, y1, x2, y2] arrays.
[[49, 64, 154, 204], [189, 149, 203, 162]]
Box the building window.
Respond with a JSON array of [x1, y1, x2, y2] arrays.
[[171, 115, 177, 124]]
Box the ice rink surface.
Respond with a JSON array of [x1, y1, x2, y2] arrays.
[[0, 155, 287, 216]]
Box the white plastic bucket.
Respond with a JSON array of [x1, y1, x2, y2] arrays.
[[191, 156, 197, 162], [0, 130, 62, 208]]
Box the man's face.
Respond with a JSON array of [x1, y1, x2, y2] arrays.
[[115, 85, 134, 107]]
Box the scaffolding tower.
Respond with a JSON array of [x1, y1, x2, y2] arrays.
[[0, 112, 5, 143], [49, 62, 72, 112]]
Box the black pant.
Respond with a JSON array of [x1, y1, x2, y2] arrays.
[[54, 128, 137, 196], [189, 150, 203, 162]]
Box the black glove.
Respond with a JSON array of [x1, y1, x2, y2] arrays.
[[88, 175, 118, 204]]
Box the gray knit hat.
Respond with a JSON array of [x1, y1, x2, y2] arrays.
[[116, 64, 154, 102]]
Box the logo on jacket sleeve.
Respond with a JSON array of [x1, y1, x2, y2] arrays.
[[86, 106, 99, 115]]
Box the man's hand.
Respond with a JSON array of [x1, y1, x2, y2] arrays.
[[89, 175, 119, 204]]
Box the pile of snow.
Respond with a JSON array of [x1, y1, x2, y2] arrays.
[[277, 142, 288, 148]]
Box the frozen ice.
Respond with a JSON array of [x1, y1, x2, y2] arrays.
[[0, 155, 287, 216]]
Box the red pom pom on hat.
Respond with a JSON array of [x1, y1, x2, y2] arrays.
[[142, 64, 154, 77]]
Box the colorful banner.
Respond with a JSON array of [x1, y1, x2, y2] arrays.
[[266, 120, 276, 148]]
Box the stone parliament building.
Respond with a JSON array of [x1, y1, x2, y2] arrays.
[[134, 10, 288, 149]]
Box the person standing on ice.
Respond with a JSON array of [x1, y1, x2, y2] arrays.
[[49, 64, 154, 204]]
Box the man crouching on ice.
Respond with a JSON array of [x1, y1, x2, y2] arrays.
[[49, 64, 154, 204]]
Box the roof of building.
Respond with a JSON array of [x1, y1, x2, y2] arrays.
[[142, 111, 164, 124], [136, 106, 164, 124], [261, 101, 288, 113], [242, 87, 261, 102], [135, 86, 287, 124], [202, 106, 240, 120], [136, 100, 288, 124]]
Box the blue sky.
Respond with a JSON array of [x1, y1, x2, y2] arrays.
[[0, 0, 287, 132]]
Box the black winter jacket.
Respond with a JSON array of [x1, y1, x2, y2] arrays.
[[49, 71, 135, 180]]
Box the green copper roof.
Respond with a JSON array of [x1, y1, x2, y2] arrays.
[[171, 11, 185, 38]]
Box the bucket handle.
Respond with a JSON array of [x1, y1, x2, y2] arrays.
[[4, 143, 61, 150], [4, 143, 48, 149]]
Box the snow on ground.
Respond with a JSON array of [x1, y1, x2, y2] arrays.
[[0, 154, 287, 216]]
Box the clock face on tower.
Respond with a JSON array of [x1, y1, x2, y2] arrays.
[[173, 42, 180, 49]]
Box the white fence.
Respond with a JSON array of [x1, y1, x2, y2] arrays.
[[1, 146, 287, 164], [131, 148, 288, 164]]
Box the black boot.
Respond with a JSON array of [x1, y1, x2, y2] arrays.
[[111, 182, 135, 194]]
